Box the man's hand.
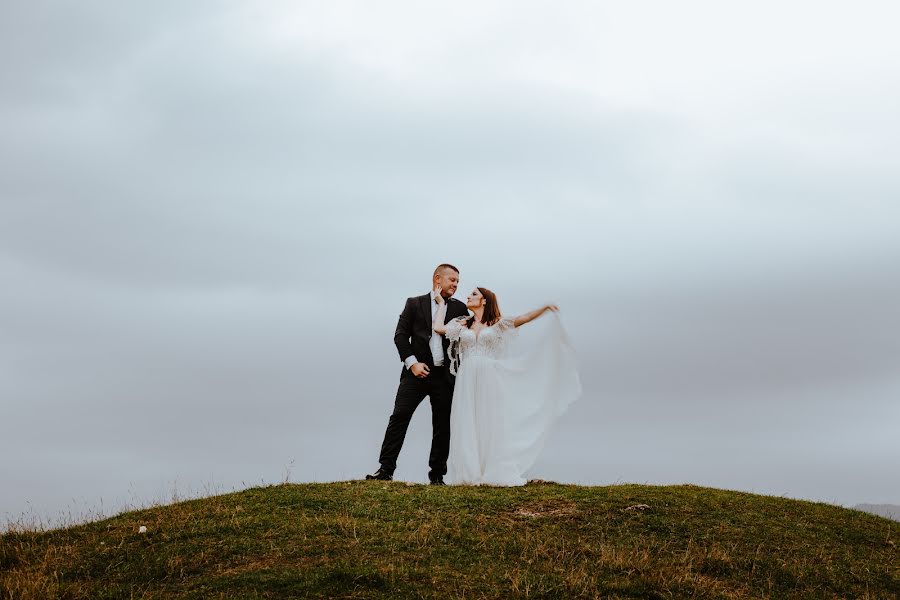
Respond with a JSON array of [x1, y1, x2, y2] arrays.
[[411, 363, 431, 378]]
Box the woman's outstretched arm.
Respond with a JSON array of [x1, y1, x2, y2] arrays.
[[512, 304, 559, 328]]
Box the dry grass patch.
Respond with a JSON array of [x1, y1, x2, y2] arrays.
[[512, 498, 579, 519]]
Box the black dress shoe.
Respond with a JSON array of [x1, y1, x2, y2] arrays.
[[429, 476, 446, 486], [365, 468, 393, 481]]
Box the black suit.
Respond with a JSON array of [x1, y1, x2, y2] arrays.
[[377, 292, 470, 478]]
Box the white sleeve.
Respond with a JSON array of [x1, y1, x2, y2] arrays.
[[404, 355, 419, 369], [496, 316, 517, 333], [445, 318, 465, 342]]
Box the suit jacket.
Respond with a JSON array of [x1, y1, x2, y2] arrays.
[[394, 293, 470, 373]]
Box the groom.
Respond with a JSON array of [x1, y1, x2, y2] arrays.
[[365, 263, 470, 485]]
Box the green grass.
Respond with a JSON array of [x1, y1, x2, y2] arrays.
[[1, 481, 897, 599]]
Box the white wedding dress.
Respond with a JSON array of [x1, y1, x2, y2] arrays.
[[445, 311, 582, 486]]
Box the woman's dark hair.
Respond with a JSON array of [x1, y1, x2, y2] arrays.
[[467, 287, 501, 327]]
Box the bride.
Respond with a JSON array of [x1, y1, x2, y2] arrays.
[[432, 287, 582, 486]]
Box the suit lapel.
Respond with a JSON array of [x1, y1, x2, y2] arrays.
[[420, 293, 432, 330]]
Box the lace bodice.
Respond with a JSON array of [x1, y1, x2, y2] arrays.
[[446, 316, 517, 374]]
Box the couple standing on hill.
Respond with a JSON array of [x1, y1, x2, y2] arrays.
[[364, 263, 582, 486]]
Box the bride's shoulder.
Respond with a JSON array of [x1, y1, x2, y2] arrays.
[[494, 315, 516, 331]]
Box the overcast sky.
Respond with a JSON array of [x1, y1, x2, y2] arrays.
[[2, 1, 899, 529]]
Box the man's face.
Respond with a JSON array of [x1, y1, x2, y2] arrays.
[[434, 269, 459, 297]]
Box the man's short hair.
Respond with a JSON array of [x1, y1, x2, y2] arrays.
[[433, 263, 460, 279]]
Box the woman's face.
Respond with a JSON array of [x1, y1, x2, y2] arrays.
[[466, 288, 484, 309]]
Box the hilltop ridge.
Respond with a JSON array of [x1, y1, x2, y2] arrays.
[[1, 481, 896, 599]]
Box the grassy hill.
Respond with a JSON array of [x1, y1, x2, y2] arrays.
[[1, 481, 896, 599]]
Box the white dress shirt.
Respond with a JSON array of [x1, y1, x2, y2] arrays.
[[404, 289, 446, 369]]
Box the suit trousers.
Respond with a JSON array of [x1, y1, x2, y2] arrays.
[[378, 365, 455, 478]]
